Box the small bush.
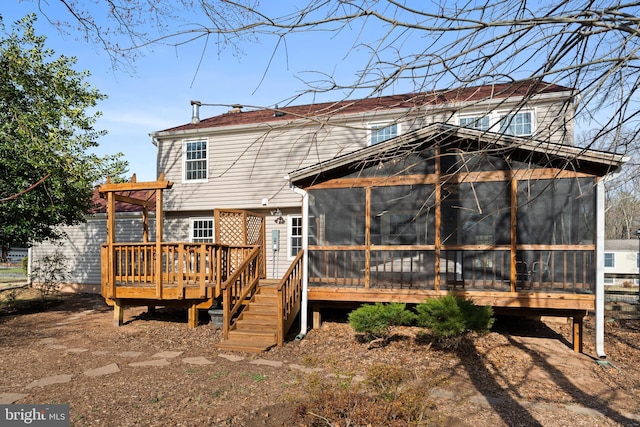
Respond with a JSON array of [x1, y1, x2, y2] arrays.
[[416, 294, 494, 345], [30, 251, 68, 298], [348, 302, 416, 342], [456, 296, 495, 333], [416, 294, 465, 338], [295, 362, 441, 426], [365, 363, 408, 400]]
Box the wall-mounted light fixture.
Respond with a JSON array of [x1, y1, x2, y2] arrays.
[[271, 208, 285, 224]]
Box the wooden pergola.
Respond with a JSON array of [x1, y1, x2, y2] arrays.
[[101, 173, 172, 251]]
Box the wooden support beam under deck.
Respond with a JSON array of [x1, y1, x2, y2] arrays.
[[113, 300, 124, 327]]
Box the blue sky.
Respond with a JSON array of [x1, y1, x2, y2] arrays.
[[5, 2, 626, 180], [3, 3, 381, 181]]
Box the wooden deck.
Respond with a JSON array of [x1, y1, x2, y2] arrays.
[[100, 240, 304, 350]]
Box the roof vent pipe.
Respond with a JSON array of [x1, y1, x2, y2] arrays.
[[229, 104, 243, 114], [190, 100, 202, 124]]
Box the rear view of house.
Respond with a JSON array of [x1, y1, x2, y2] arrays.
[[97, 80, 623, 353]]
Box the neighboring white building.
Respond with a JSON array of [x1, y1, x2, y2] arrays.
[[30, 190, 155, 294], [5, 248, 27, 265], [604, 239, 639, 286]]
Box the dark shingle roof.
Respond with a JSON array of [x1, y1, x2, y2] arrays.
[[160, 81, 571, 133]]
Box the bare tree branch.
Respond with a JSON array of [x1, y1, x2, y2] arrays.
[[0, 174, 51, 204]]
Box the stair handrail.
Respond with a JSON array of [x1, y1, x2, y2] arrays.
[[219, 245, 261, 340], [276, 249, 304, 346]]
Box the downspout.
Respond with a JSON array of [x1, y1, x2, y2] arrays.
[[595, 178, 606, 359], [286, 177, 309, 340]]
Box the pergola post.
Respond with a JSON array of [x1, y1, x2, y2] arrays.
[[98, 175, 174, 327]]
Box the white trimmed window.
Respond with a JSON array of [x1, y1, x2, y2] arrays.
[[190, 218, 214, 243], [459, 115, 490, 131], [183, 139, 208, 182], [457, 110, 535, 136], [369, 123, 399, 145], [499, 111, 533, 136], [288, 215, 303, 258]]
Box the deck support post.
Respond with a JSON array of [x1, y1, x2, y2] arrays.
[[312, 305, 321, 329], [188, 304, 198, 329], [113, 300, 124, 327], [572, 314, 584, 353]]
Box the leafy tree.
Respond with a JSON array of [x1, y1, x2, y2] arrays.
[[0, 15, 127, 250]]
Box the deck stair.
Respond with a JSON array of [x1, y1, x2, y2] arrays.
[[216, 280, 280, 353]]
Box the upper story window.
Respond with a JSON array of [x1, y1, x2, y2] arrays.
[[369, 123, 399, 145], [499, 111, 533, 136], [459, 115, 490, 131], [458, 110, 534, 136], [604, 252, 615, 268], [183, 140, 208, 182], [190, 218, 214, 242]]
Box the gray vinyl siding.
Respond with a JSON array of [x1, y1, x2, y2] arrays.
[[158, 95, 573, 213], [163, 214, 193, 242], [159, 118, 368, 212], [163, 208, 300, 279], [153, 92, 573, 280], [30, 215, 154, 286]]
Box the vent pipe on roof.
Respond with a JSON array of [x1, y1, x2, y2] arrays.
[[190, 100, 202, 124], [229, 104, 243, 114]]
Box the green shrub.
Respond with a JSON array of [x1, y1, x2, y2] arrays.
[[457, 296, 494, 333], [348, 302, 416, 341], [416, 294, 494, 342], [415, 294, 466, 339]]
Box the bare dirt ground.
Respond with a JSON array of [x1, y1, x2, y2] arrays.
[[1, 290, 639, 426]]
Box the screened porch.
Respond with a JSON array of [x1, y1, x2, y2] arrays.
[[307, 176, 596, 295], [285, 123, 624, 321]]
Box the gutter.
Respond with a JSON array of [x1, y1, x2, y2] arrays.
[[286, 175, 309, 340]]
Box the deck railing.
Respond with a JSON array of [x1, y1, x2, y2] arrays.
[[220, 245, 262, 340], [308, 247, 595, 293], [102, 242, 256, 300], [276, 250, 304, 346]]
